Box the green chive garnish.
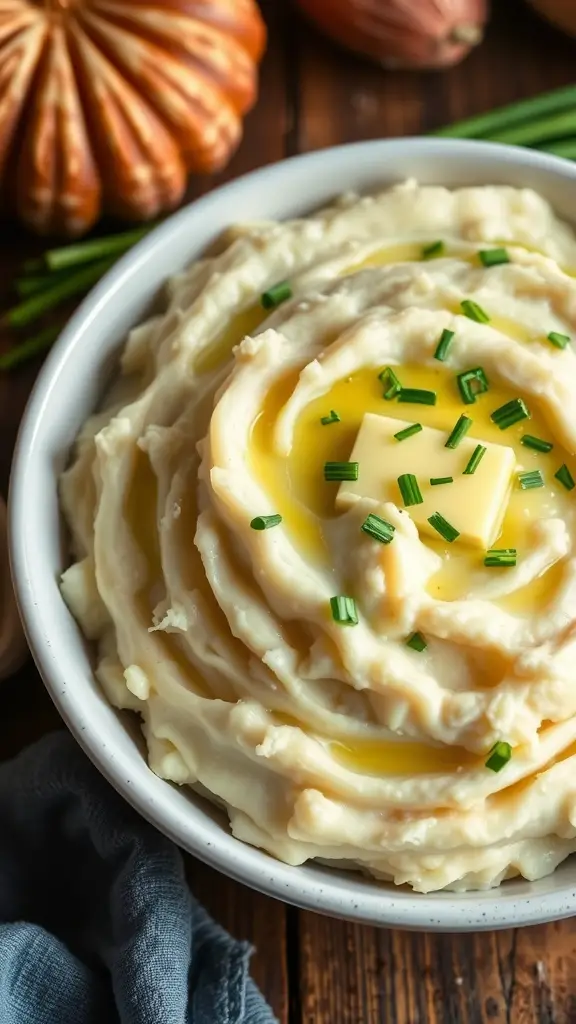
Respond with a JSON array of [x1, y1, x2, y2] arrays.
[[521, 434, 553, 453], [490, 398, 530, 430], [456, 367, 489, 404], [445, 414, 472, 449], [0, 325, 60, 371], [250, 514, 283, 530], [4, 258, 114, 328], [485, 740, 512, 772], [422, 240, 444, 259], [434, 328, 455, 362], [406, 632, 427, 652], [463, 444, 486, 475], [397, 474, 423, 506], [518, 470, 544, 490], [484, 549, 517, 567], [427, 512, 460, 543], [361, 514, 395, 545], [547, 331, 570, 350], [261, 281, 292, 310], [33, 225, 152, 272], [320, 410, 340, 425], [430, 476, 453, 486], [555, 464, 575, 491], [394, 422, 422, 442], [479, 248, 510, 267], [324, 461, 359, 482], [330, 595, 358, 626], [397, 388, 437, 406], [379, 366, 401, 400], [460, 299, 490, 323]]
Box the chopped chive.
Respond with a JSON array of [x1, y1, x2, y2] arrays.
[[478, 248, 510, 267], [554, 464, 575, 491], [485, 740, 512, 773], [463, 444, 487, 475], [361, 513, 395, 545], [0, 324, 60, 370], [490, 398, 530, 430], [330, 595, 358, 626], [397, 388, 437, 406], [378, 366, 401, 400], [261, 281, 292, 309], [324, 461, 359, 482], [320, 410, 340, 425], [422, 240, 444, 259], [484, 549, 517, 567], [3, 258, 114, 329], [434, 328, 455, 362], [456, 367, 489, 404], [427, 512, 460, 543], [406, 632, 427, 652], [547, 331, 570, 350], [397, 473, 423, 506], [517, 469, 544, 490], [250, 514, 283, 530], [445, 414, 472, 449], [40, 225, 153, 272], [521, 434, 553, 453], [394, 422, 422, 442], [460, 299, 490, 323], [430, 476, 453, 486]]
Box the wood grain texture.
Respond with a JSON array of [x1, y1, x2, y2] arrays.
[[3, 2, 576, 1023]]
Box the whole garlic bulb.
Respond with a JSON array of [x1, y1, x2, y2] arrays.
[[296, 0, 488, 69], [526, 0, 576, 38]]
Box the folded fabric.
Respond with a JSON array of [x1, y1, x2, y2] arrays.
[[0, 731, 277, 1024]]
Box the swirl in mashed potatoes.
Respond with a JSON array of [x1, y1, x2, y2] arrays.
[[60, 180, 576, 892]]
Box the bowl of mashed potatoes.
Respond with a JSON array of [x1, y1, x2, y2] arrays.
[[11, 137, 576, 930]]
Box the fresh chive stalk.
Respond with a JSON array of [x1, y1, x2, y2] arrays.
[[456, 367, 489, 404], [485, 740, 512, 773], [361, 514, 395, 545], [490, 398, 530, 430], [0, 325, 60, 370], [394, 422, 422, 442], [330, 595, 358, 626], [422, 240, 444, 259], [379, 366, 401, 400], [489, 108, 576, 148], [431, 84, 576, 140], [547, 331, 570, 350], [324, 461, 359, 482], [541, 138, 576, 159], [397, 387, 437, 406], [463, 444, 487, 475], [445, 414, 472, 449], [406, 632, 427, 652], [38, 225, 153, 272], [521, 434, 553, 453], [320, 410, 340, 425], [261, 281, 292, 310], [479, 248, 510, 267], [397, 473, 423, 507], [555, 464, 575, 491], [430, 476, 453, 486], [460, 299, 490, 323], [517, 470, 544, 490], [427, 512, 460, 543], [250, 514, 283, 530], [15, 268, 73, 299], [4, 258, 114, 328], [434, 328, 455, 362], [484, 549, 517, 567]]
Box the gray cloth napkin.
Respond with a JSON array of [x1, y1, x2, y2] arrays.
[[0, 732, 277, 1024]]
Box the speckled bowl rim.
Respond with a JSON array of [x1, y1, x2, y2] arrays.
[[9, 138, 576, 931]]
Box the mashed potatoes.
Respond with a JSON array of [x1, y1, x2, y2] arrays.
[[60, 180, 576, 891]]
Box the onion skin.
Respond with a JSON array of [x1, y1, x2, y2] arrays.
[[296, 0, 488, 70], [527, 0, 576, 38]]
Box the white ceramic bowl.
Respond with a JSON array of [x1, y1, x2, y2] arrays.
[[10, 138, 576, 931]]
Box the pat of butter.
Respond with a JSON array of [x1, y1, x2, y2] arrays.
[[337, 413, 516, 548]]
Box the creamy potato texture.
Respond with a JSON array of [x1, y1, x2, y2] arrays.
[[61, 181, 576, 892]]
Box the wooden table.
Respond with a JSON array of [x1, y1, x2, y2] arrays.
[[3, 2, 576, 1020]]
